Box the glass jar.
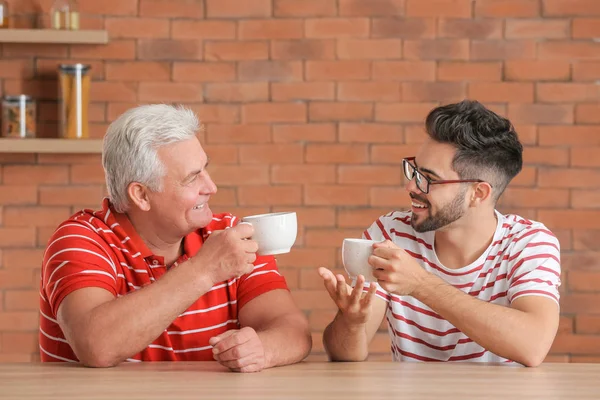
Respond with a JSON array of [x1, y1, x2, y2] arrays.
[[0, 1, 8, 29], [58, 64, 91, 139], [2, 95, 37, 138], [51, 0, 79, 30]]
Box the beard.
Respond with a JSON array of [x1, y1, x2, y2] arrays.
[[411, 188, 467, 233]]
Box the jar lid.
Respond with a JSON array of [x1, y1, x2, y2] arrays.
[[59, 63, 91, 73], [3, 95, 33, 102]]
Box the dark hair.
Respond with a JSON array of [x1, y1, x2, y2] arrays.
[[425, 100, 523, 201]]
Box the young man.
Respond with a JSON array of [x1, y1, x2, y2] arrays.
[[319, 100, 561, 366], [40, 105, 311, 372]]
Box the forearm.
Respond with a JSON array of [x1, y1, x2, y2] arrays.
[[71, 260, 213, 367], [323, 311, 370, 362], [412, 274, 554, 366], [255, 313, 312, 368]]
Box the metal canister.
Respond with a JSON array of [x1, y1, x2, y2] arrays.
[[2, 95, 36, 138], [58, 63, 91, 139]]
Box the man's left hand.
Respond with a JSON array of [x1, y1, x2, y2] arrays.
[[209, 327, 266, 373], [369, 240, 431, 296]]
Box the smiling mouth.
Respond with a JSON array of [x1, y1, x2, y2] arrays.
[[193, 204, 206, 210]]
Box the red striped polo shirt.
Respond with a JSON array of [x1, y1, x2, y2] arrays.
[[39, 198, 288, 362], [362, 210, 561, 364]]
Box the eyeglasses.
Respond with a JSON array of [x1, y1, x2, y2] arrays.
[[402, 157, 485, 194]]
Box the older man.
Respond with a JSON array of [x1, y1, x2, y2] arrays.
[[39, 104, 311, 372]]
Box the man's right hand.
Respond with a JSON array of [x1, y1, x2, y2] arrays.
[[318, 267, 378, 327], [195, 223, 259, 286]]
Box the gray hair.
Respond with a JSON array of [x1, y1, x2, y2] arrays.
[[102, 104, 201, 213]]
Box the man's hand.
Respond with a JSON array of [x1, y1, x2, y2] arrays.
[[369, 240, 430, 296], [209, 327, 266, 373], [194, 223, 258, 286], [318, 267, 377, 327]]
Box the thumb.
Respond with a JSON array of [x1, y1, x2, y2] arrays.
[[209, 329, 237, 346]]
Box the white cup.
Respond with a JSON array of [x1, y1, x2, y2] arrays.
[[342, 238, 379, 282], [240, 212, 297, 256]]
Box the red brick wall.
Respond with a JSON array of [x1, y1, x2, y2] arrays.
[[0, 0, 599, 363]]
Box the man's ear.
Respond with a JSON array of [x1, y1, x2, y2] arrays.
[[470, 182, 493, 207], [127, 182, 151, 211]]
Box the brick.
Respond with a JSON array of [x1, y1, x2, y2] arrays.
[[0, 228, 36, 247], [0, 185, 37, 205], [277, 248, 337, 268], [403, 82, 466, 102], [105, 61, 170, 81], [271, 165, 336, 184], [171, 20, 236, 40], [0, 269, 35, 288], [573, 229, 600, 250], [105, 17, 169, 39], [272, 207, 336, 228], [38, 154, 102, 165], [340, 0, 405, 16], [537, 84, 600, 103], [71, 164, 106, 184], [337, 82, 400, 102], [274, 0, 337, 17], [309, 102, 373, 122], [4, 80, 59, 101], [306, 60, 371, 81], [1, 331, 38, 354], [336, 208, 393, 228], [403, 39, 469, 60], [305, 228, 364, 248], [339, 124, 403, 143], [573, 61, 600, 81], [208, 166, 269, 186], [306, 144, 368, 164], [562, 252, 600, 272], [239, 144, 303, 164], [407, 0, 471, 17], [36, 227, 55, 246], [538, 41, 600, 60], [2, 43, 69, 58], [523, 147, 569, 167], [576, 315, 600, 334], [139, 83, 202, 103], [205, 83, 269, 103], [272, 82, 335, 101], [475, 0, 540, 17], [539, 168, 600, 189], [3, 165, 68, 185], [0, 60, 34, 79], [471, 40, 536, 60], [4, 290, 39, 311], [571, 356, 600, 363], [571, 148, 600, 168], [573, 18, 600, 38], [510, 166, 537, 187], [372, 61, 436, 81], [242, 103, 306, 123], [371, 187, 413, 208], [468, 83, 534, 103], [438, 62, 502, 81], [138, 39, 202, 61], [272, 124, 337, 143], [499, 188, 568, 208], [79, 0, 138, 15], [188, 105, 240, 124], [212, 206, 269, 218], [305, 18, 370, 38], [305, 185, 370, 206], [271, 40, 336, 60], [339, 166, 402, 185], [371, 145, 421, 164], [206, 0, 271, 17], [238, 61, 303, 82], [238, 186, 302, 206], [543, 0, 600, 16], [90, 82, 137, 103], [39, 186, 104, 206], [539, 126, 600, 146], [375, 103, 437, 123], [308, 308, 338, 327], [539, 210, 600, 230], [71, 40, 135, 60], [551, 334, 600, 354], [3, 249, 45, 269], [505, 19, 569, 39], [575, 104, 600, 124], [140, 0, 204, 18], [508, 104, 573, 124], [36, 59, 104, 80], [337, 39, 402, 60], [372, 18, 436, 38], [205, 41, 269, 61], [172, 62, 236, 82], [239, 19, 304, 40], [504, 60, 570, 81], [438, 19, 503, 38], [201, 145, 238, 165], [4, 206, 71, 227], [568, 270, 600, 292], [0, 313, 39, 331]]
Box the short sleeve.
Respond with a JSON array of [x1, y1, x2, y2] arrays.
[[506, 227, 561, 306], [42, 222, 119, 318], [359, 217, 391, 303], [236, 255, 289, 310]]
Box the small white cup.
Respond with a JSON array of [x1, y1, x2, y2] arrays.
[[342, 238, 378, 282], [240, 212, 297, 256]]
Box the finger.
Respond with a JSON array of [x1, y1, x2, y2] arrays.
[[368, 254, 391, 270], [349, 274, 365, 305], [320, 271, 338, 298], [335, 274, 349, 300], [242, 239, 259, 254], [317, 267, 335, 280], [209, 329, 238, 346], [373, 240, 396, 249], [233, 222, 254, 239], [372, 269, 391, 283], [217, 355, 256, 370], [361, 282, 378, 308], [212, 331, 252, 354]]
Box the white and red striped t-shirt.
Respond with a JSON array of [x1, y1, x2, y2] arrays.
[[39, 198, 288, 363], [363, 210, 561, 363]]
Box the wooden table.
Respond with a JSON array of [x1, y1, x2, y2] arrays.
[[1, 361, 599, 399]]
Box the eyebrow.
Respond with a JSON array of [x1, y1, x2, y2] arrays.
[[414, 160, 443, 180], [183, 158, 210, 181]]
